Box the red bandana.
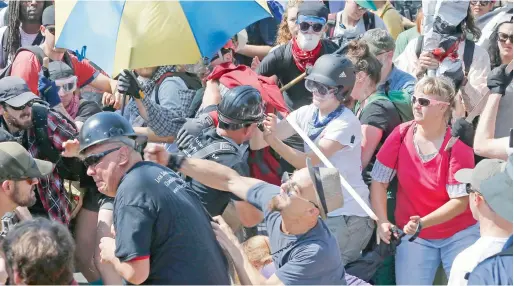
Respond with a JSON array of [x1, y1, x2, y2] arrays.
[[291, 37, 322, 73]]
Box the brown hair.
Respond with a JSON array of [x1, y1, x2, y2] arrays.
[[242, 235, 273, 269], [414, 76, 456, 119], [416, 9, 423, 34], [275, 0, 304, 45], [3, 218, 75, 285], [346, 39, 382, 84]]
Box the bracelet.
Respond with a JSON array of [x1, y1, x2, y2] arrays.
[[408, 220, 423, 242], [167, 154, 186, 172]]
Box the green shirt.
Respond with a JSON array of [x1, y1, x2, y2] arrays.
[[393, 27, 419, 60]]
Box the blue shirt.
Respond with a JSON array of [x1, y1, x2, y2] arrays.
[[377, 65, 416, 98], [247, 183, 347, 285], [467, 235, 513, 285]]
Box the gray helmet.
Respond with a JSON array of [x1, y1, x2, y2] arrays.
[[305, 54, 356, 89], [78, 112, 147, 154], [217, 85, 264, 130]]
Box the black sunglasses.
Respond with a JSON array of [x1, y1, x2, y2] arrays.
[[470, 1, 491, 6], [83, 147, 121, 168], [498, 32, 513, 43], [281, 172, 320, 210], [299, 22, 324, 33], [466, 183, 482, 195], [4, 100, 33, 111], [46, 26, 55, 36]]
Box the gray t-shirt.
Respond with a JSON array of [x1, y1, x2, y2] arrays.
[[247, 183, 347, 285]]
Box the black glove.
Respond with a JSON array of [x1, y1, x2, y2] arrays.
[[176, 113, 214, 150], [487, 64, 513, 96], [117, 69, 144, 99], [451, 118, 475, 148], [166, 153, 186, 172]]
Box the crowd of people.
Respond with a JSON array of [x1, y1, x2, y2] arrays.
[[0, 0, 512, 285]]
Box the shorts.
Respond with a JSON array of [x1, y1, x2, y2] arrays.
[[82, 187, 114, 212]]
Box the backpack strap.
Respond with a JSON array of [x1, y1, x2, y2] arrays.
[[327, 13, 337, 38], [154, 72, 201, 105], [186, 141, 240, 160], [463, 39, 475, 77], [1, 26, 9, 68], [415, 35, 424, 59], [363, 12, 371, 31], [369, 12, 376, 30]]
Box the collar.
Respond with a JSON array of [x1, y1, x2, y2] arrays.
[[377, 64, 398, 92]]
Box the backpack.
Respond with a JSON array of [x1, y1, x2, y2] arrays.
[[465, 245, 513, 282], [415, 36, 475, 78], [153, 71, 203, 118], [0, 45, 75, 79], [1, 26, 44, 68], [31, 103, 86, 183], [327, 11, 376, 39], [356, 90, 414, 123]]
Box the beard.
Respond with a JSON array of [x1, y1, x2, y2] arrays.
[[4, 111, 32, 130], [20, 7, 42, 24], [11, 184, 36, 207]]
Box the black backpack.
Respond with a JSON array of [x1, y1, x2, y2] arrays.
[[0, 45, 75, 79], [415, 36, 475, 78], [1, 27, 44, 69]]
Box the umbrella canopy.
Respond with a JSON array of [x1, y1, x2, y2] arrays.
[[55, 0, 271, 76]]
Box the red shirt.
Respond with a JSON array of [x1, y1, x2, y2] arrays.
[[376, 122, 476, 239], [10, 51, 98, 95]]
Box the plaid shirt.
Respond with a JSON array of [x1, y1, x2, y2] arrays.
[[143, 89, 195, 137], [25, 110, 77, 225]]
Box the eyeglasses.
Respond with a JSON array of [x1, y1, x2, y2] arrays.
[[83, 147, 121, 168], [299, 22, 324, 33], [498, 32, 513, 43], [411, 95, 450, 107], [5, 100, 34, 111], [305, 79, 338, 97], [14, 178, 36, 184], [470, 1, 491, 6], [46, 26, 55, 36], [56, 76, 78, 93], [357, 4, 367, 11], [281, 172, 320, 210]]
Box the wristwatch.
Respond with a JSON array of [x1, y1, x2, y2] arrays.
[[408, 220, 423, 242], [167, 153, 186, 172]]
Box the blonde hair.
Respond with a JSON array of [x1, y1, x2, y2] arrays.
[[275, 0, 304, 45], [242, 235, 273, 269], [414, 76, 456, 119]]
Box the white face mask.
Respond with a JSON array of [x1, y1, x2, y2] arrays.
[[297, 32, 321, 51]]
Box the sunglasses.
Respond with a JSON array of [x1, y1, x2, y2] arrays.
[[411, 95, 450, 107], [466, 183, 482, 195], [498, 32, 513, 43], [305, 79, 338, 98], [83, 147, 121, 168], [14, 178, 36, 184], [5, 100, 34, 111], [56, 76, 78, 93], [46, 26, 55, 36], [357, 4, 367, 11], [299, 22, 324, 33], [281, 172, 320, 210], [470, 1, 491, 6]]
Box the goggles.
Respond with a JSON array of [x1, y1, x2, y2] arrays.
[[55, 76, 78, 93], [305, 79, 337, 98]]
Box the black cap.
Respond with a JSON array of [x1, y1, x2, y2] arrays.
[[298, 1, 329, 21], [48, 61, 74, 81], [0, 76, 38, 108], [42, 5, 55, 26]]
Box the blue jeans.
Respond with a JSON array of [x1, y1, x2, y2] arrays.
[[395, 223, 480, 285]]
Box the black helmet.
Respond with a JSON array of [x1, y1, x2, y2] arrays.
[[78, 112, 147, 154], [217, 85, 264, 130], [305, 54, 356, 88]]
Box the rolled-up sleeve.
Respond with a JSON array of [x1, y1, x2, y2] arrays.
[[371, 160, 397, 183], [446, 183, 467, 198]]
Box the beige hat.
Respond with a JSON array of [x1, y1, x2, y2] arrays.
[[306, 158, 344, 219]]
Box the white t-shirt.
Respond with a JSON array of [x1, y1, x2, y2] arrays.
[[289, 104, 371, 217], [0, 26, 39, 67], [333, 11, 388, 43], [448, 236, 509, 286]]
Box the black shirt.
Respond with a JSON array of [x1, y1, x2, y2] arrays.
[[75, 100, 102, 122], [114, 161, 230, 285], [358, 99, 402, 185], [180, 128, 249, 216], [257, 39, 339, 111]]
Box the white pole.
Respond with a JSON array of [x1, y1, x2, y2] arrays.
[[286, 117, 378, 221]]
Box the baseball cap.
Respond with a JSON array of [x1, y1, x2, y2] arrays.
[[362, 28, 396, 56], [48, 61, 74, 81], [298, 1, 329, 21], [0, 142, 53, 181], [42, 5, 55, 26], [306, 158, 343, 220], [0, 76, 38, 108], [455, 156, 513, 223], [355, 0, 377, 11]]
